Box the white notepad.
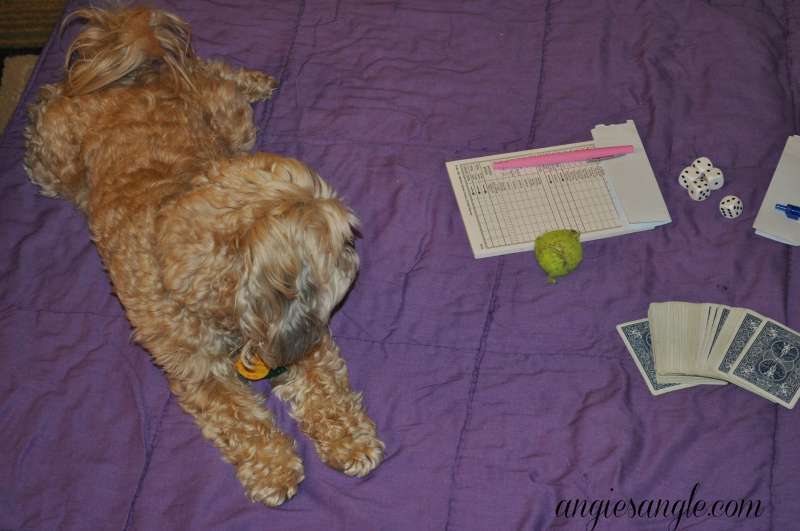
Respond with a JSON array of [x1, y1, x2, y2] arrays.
[[753, 136, 800, 246], [446, 120, 671, 258]]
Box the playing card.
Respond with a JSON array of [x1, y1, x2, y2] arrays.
[[704, 305, 724, 359], [649, 301, 688, 379], [695, 303, 716, 373], [647, 303, 671, 378], [712, 310, 764, 378], [707, 308, 743, 371], [707, 306, 730, 360], [648, 302, 689, 384], [686, 304, 729, 378], [688, 303, 710, 375], [617, 319, 697, 395], [654, 302, 725, 385], [728, 320, 800, 409]]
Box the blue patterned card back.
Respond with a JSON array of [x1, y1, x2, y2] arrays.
[[718, 312, 763, 374], [619, 320, 678, 393], [732, 321, 800, 406]]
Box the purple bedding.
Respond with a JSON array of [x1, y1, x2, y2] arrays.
[[2, 1, 799, 529]]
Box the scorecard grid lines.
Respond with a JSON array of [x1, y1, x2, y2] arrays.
[[463, 161, 622, 249]]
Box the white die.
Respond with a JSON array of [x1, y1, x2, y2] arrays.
[[688, 178, 711, 201], [705, 167, 724, 190], [679, 166, 704, 189], [719, 195, 743, 219], [692, 156, 714, 174]]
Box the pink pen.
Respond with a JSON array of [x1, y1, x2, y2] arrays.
[[492, 144, 635, 170]]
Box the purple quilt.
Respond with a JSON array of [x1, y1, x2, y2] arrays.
[[2, 1, 799, 529]]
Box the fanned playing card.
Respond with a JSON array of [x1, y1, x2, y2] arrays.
[[713, 310, 764, 377], [652, 302, 726, 385], [617, 319, 697, 395], [618, 303, 798, 403], [728, 320, 800, 409], [708, 306, 731, 360]]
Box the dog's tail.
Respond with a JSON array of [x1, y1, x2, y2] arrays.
[[62, 6, 195, 96]]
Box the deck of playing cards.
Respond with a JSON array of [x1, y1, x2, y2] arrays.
[[617, 302, 800, 409]]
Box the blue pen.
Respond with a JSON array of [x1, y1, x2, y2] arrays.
[[775, 203, 800, 220]]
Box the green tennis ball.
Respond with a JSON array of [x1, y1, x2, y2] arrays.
[[534, 229, 583, 284]]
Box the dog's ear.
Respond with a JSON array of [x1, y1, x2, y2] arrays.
[[269, 264, 325, 366], [235, 188, 332, 367]]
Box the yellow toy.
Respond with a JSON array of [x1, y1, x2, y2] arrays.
[[534, 229, 583, 283], [236, 353, 287, 380]]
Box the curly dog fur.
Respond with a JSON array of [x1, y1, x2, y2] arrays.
[[24, 6, 383, 506]]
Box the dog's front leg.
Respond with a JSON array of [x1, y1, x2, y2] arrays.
[[272, 339, 384, 477], [169, 371, 304, 506]]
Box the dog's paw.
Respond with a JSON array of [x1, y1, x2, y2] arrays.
[[237, 437, 305, 506], [321, 431, 385, 478], [240, 71, 278, 102]]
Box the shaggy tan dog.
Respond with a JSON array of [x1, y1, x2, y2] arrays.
[[24, 6, 383, 506]]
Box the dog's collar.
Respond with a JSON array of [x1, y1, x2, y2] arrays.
[[235, 356, 287, 380]]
